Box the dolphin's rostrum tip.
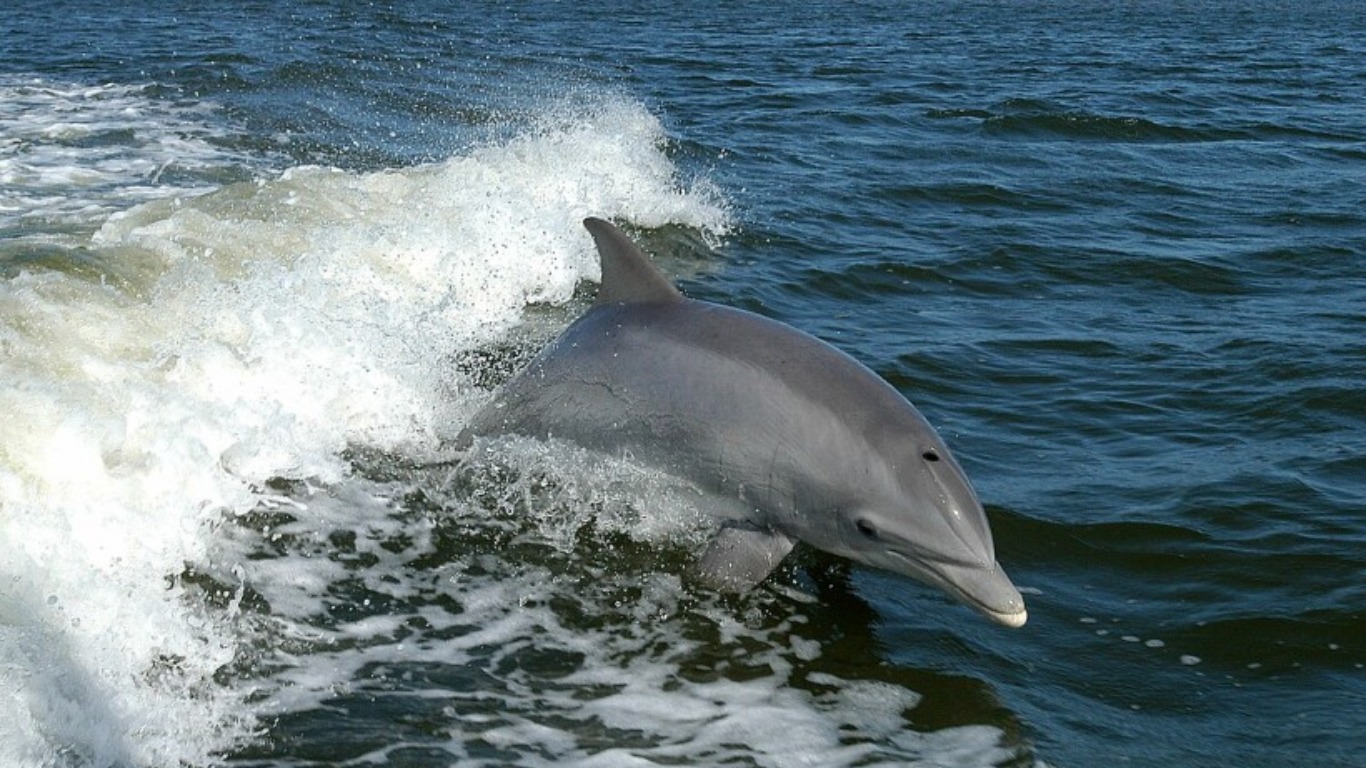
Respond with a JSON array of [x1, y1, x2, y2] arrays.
[[992, 607, 1028, 629]]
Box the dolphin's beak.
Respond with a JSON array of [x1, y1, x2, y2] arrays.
[[885, 546, 1028, 627], [937, 560, 1028, 628]]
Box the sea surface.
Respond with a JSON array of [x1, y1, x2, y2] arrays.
[[2, 1, 1363, 766]]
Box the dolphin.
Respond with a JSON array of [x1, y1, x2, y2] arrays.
[[459, 218, 1027, 627]]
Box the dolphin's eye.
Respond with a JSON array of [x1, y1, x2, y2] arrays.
[[856, 519, 878, 540], [922, 450, 940, 462]]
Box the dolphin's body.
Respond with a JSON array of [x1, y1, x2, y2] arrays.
[[460, 218, 1026, 627]]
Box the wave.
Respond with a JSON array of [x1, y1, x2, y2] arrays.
[[0, 83, 728, 766], [0, 78, 253, 246], [927, 98, 1357, 143]]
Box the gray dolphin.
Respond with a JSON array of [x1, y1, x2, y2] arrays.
[[459, 218, 1027, 627]]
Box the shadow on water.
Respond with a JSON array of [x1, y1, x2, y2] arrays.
[[0, 584, 174, 767], [794, 558, 1027, 736]]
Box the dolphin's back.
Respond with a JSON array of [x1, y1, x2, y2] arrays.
[[463, 296, 929, 522]]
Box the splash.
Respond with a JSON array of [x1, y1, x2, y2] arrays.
[[0, 83, 728, 766]]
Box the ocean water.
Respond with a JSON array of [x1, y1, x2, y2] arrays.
[[2, 1, 1363, 766]]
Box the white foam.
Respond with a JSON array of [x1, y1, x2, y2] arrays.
[[0, 85, 728, 766], [0, 77, 246, 241], [204, 452, 1018, 768]]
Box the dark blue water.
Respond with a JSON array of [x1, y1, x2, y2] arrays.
[[3, 2, 1363, 766]]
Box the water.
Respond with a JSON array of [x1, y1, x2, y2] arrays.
[[2, 1, 1362, 766]]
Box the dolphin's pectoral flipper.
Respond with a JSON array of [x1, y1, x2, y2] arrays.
[[693, 524, 796, 592]]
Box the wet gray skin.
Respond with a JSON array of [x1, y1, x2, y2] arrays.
[[459, 218, 1026, 627]]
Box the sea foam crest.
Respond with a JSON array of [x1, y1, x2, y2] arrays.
[[0, 89, 728, 767]]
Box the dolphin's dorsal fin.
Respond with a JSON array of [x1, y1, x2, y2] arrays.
[[584, 217, 683, 306]]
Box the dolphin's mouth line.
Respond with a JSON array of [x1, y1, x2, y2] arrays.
[[883, 548, 1027, 625], [885, 541, 987, 572]]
